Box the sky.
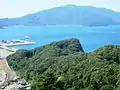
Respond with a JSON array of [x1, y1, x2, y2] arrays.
[[0, 0, 120, 18]]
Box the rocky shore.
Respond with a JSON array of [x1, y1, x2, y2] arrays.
[[0, 48, 31, 90]]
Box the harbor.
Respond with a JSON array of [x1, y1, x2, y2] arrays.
[[0, 37, 36, 58], [0, 40, 36, 47]]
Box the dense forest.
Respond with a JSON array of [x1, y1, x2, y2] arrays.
[[7, 38, 120, 90]]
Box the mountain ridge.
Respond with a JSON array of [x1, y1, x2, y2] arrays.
[[1, 5, 120, 26]]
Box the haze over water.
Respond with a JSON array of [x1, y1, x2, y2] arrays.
[[0, 25, 120, 52]]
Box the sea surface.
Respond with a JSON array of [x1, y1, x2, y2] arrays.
[[0, 25, 120, 52]]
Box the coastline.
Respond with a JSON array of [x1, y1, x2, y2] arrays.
[[5, 42, 36, 47]]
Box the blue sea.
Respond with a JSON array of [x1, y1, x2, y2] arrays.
[[0, 25, 120, 52]]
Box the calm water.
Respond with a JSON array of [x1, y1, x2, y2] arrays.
[[0, 25, 120, 52]]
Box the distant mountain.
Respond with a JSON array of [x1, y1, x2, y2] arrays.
[[1, 5, 120, 26]]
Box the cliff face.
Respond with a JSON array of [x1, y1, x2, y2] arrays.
[[0, 48, 30, 90], [0, 59, 16, 89]]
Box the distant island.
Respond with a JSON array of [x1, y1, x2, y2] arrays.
[[1, 5, 120, 27], [7, 38, 120, 90]]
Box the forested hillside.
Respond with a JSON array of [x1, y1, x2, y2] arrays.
[[7, 38, 120, 90]]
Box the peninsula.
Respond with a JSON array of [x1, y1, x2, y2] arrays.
[[7, 38, 120, 90]]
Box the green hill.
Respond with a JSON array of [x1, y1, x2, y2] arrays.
[[7, 38, 120, 90]]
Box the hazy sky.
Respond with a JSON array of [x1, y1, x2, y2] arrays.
[[0, 0, 119, 18]]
